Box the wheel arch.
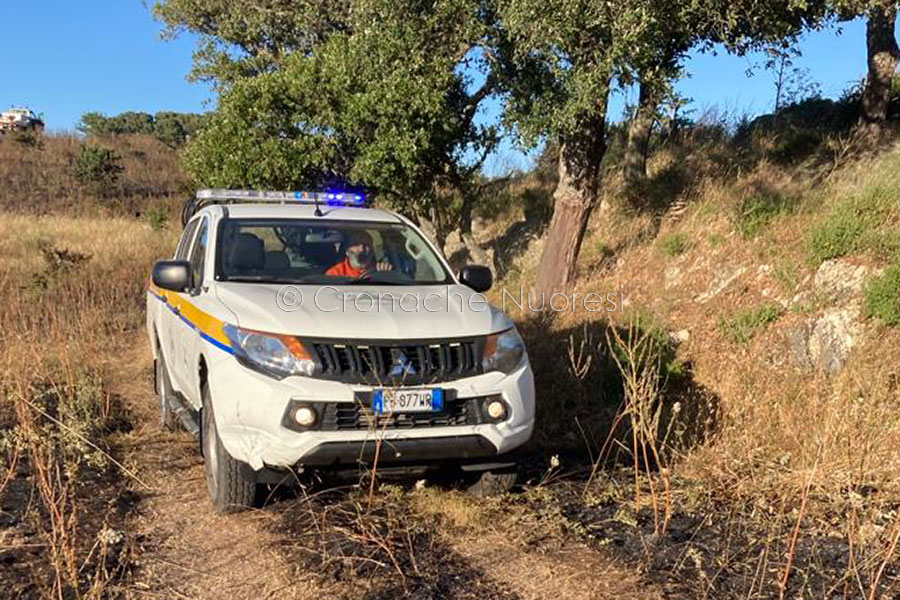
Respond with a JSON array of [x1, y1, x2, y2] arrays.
[[198, 353, 209, 402]]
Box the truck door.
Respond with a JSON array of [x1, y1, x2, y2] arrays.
[[169, 217, 210, 400], [156, 218, 199, 385]]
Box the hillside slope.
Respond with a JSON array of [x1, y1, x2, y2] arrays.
[[472, 137, 900, 597], [0, 133, 188, 215]]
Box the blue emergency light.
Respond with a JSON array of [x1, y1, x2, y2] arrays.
[[195, 189, 367, 207]]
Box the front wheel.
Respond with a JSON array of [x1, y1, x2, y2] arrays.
[[466, 467, 518, 497], [202, 386, 258, 512]]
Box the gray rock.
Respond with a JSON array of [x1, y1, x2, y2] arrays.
[[813, 259, 868, 304], [695, 265, 747, 303], [808, 307, 860, 373], [782, 307, 861, 374], [664, 264, 682, 290], [669, 329, 690, 345]]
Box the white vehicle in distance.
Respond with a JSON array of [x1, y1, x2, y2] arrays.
[[147, 189, 535, 512]]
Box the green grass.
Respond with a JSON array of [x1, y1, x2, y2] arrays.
[[864, 264, 900, 326], [144, 206, 168, 231], [807, 184, 898, 264], [736, 192, 794, 238], [718, 304, 784, 343], [658, 232, 688, 257], [771, 260, 799, 292]]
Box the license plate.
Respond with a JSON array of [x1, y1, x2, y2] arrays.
[[372, 388, 443, 414]]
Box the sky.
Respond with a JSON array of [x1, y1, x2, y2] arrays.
[[0, 2, 888, 175]]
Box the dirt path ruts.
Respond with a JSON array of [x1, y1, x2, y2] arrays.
[[109, 344, 317, 600], [106, 341, 657, 600]]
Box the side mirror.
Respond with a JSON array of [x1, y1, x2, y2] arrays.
[[152, 260, 192, 292], [458, 265, 492, 293]]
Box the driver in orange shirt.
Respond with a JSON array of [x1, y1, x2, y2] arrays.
[[326, 230, 393, 277]]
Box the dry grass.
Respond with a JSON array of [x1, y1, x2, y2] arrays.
[[482, 138, 900, 596], [0, 133, 188, 216], [0, 212, 176, 598], [4, 124, 900, 597]]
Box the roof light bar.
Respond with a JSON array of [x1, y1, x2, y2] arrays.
[[195, 189, 367, 207]]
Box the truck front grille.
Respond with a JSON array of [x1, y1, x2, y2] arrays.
[[309, 338, 483, 385], [318, 395, 491, 431]]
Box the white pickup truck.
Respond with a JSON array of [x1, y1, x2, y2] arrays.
[[147, 189, 535, 512], [0, 107, 44, 134]]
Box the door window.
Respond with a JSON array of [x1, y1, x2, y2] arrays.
[[188, 218, 209, 291], [175, 218, 199, 260]]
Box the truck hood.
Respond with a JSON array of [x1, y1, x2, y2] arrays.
[[215, 282, 514, 340]]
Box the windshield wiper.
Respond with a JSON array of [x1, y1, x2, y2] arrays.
[[224, 275, 318, 284]]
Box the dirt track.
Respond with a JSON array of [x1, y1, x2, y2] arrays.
[[109, 342, 657, 600]]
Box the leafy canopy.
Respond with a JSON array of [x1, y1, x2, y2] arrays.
[[155, 0, 498, 220]]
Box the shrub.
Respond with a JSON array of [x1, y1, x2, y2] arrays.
[[658, 232, 688, 257], [74, 145, 123, 193], [144, 207, 168, 231], [10, 129, 43, 149], [806, 185, 897, 264], [736, 192, 793, 238], [27, 240, 93, 292], [718, 304, 783, 343], [806, 206, 866, 263], [864, 264, 900, 326]]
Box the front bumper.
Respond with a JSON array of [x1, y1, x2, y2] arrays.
[[205, 350, 535, 470]]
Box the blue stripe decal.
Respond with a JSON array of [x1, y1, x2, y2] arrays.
[[149, 290, 234, 355], [201, 331, 233, 354]]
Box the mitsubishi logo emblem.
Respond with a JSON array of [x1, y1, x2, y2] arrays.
[[389, 350, 417, 377]]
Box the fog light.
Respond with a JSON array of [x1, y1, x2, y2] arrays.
[[292, 405, 317, 427], [485, 398, 507, 421]]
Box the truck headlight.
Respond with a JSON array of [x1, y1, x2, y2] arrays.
[[482, 328, 526, 374], [223, 324, 318, 379]]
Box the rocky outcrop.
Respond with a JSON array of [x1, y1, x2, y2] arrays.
[[781, 259, 870, 374], [695, 264, 747, 303], [784, 307, 862, 373], [812, 259, 868, 304]]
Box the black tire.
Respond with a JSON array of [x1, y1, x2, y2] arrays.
[[155, 354, 178, 431], [466, 467, 518, 497], [202, 385, 258, 512]]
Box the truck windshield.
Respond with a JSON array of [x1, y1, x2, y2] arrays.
[[216, 219, 453, 285]]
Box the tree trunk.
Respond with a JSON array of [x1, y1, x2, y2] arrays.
[[417, 213, 447, 255], [860, 5, 899, 135], [535, 106, 607, 297], [458, 195, 492, 269], [623, 77, 657, 198]]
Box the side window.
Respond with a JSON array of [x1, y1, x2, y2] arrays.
[[175, 219, 199, 260], [188, 219, 209, 290]]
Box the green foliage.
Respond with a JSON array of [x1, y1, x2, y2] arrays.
[[736, 191, 795, 238], [771, 259, 799, 292], [79, 111, 206, 148], [612, 311, 683, 381], [73, 145, 123, 193], [162, 0, 497, 228], [145, 207, 168, 231], [10, 129, 43, 148], [25, 371, 110, 473], [658, 232, 688, 257], [718, 304, 783, 343], [806, 184, 898, 263], [864, 264, 900, 326]]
